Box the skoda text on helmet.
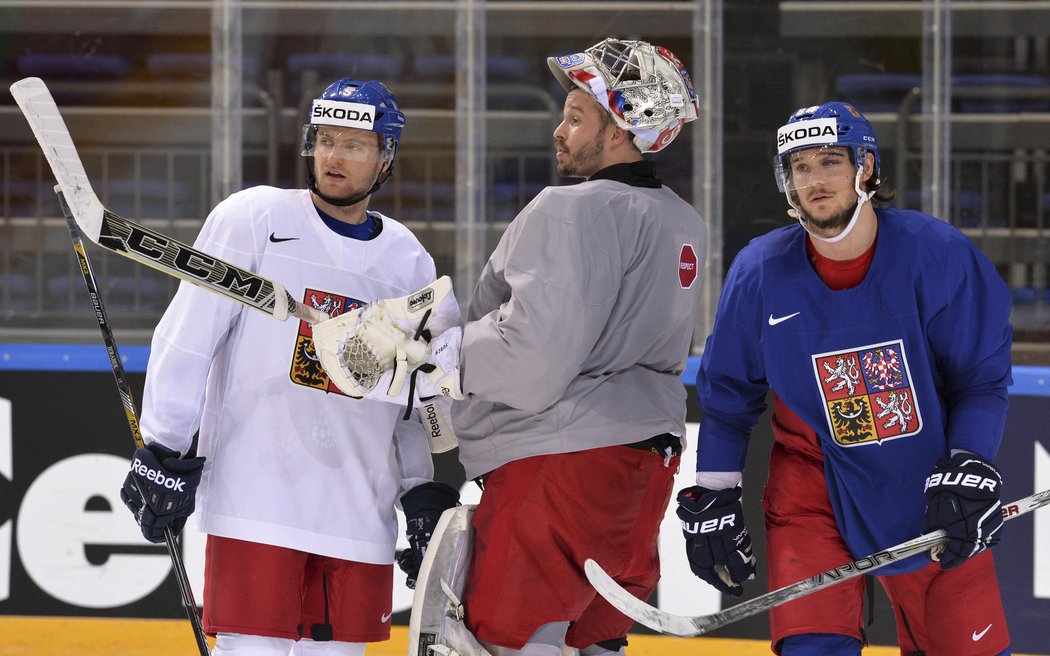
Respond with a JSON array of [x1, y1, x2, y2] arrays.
[[546, 38, 700, 154], [772, 102, 880, 243], [301, 78, 406, 207]]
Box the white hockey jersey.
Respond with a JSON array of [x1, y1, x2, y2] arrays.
[[140, 186, 437, 564]]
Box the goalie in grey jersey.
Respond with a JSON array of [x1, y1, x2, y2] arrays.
[[119, 77, 459, 656], [320, 37, 707, 656]]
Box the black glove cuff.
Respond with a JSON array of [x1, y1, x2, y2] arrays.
[[401, 481, 459, 517]]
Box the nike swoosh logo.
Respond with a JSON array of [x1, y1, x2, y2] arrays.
[[768, 312, 801, 326], [380, 612, 392, 623], [269, 232, 299, 243], [972, 623, 992, 641]]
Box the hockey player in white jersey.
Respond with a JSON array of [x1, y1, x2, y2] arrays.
[[119, 77, 459, 655]]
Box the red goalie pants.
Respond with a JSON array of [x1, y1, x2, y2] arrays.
[[202, 535, 393, 643], [765, 440, 1009, 656], [463, 443, 680, 650]]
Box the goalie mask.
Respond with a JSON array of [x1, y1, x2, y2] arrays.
[[301, 78, 406, 207], [547, 38, 700, 153], [773, 102, 880, 243]]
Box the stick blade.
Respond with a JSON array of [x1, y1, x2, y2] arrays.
[[583, 558, 705, 637], [10, 76, 105, 241]]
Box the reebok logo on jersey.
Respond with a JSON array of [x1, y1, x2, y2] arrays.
[[681, 514, 736, 535], [972, 624, 992, 641], [269, 232, 298, 243], [768, 311, 800, 326], [130, 458, 188, 492]]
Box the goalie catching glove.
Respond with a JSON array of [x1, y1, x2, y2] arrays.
[[923, 452, 1004, 569], [313, 275, 464, 404], [120, 441, 205, 544]]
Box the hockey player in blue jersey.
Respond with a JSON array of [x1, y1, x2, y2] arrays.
[[682, 102, 1014, 655]]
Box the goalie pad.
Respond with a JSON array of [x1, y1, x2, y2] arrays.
[[313, 276, 463, 402], [409, 505, 492, 656]]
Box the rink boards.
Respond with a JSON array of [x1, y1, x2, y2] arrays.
[[0, 347, 1047, 654]]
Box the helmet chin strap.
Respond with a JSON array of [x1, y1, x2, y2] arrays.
[[786, 168, 875, 244]]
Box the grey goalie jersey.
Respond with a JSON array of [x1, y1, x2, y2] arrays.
[[453, 172, 708, 480]]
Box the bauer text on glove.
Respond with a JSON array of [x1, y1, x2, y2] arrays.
[[923, 452, 1004, 569], [677, 486, 757, 597]]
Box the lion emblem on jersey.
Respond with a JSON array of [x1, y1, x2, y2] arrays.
[[290, 288, 363, 395], [812, 340, 923, 447]]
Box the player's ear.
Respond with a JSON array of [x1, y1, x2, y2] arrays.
[[863, 151, 875, 181]]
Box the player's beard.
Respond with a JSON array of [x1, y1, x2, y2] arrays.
[[805, 196, 858, 236], [557, 127, 607, 178]]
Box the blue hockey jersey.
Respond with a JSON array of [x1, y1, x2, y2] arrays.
[[696, 208, 1013, 574]]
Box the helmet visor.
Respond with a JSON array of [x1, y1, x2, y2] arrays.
[[300, 124, 387, 163], [773, 146, 862, 194]]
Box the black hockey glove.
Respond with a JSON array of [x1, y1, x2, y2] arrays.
[[677, 486, 756, 597], [923, 452, 1004, 570], [120, 442, 206, 544], [397, 481, 460, 589]]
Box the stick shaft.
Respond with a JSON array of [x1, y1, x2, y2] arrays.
[[60, 192, 212, 656], [586, 487, 1050, 637]]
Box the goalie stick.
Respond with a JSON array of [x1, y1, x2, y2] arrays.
[[57, 190, 211, 655], [10, 76, 326, 325], [586, 487, 1050, 637]]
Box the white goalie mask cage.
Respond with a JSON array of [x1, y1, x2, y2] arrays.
[[547, 37, 701, 153]]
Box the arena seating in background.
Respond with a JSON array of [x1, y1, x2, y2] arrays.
[[953, 74, 1050, 113], [835, 73, 922, 112], [98, 178, 194, 220], [286, 53, 404, 103], [146, 52, 261, 82], [836, 72, 1050, 114], [16, 53, 133, 80], [15, 53, 135, 104], [411, 54, 532, 82]]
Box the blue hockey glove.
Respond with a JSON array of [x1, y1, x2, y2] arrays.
[[397, 481, 460, 589], [120, 442, 206, 544], [677, 486, 756, 597], [923, 452, 1004, 569]]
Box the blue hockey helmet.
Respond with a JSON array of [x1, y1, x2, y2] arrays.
[[302, 78, 405, 165], [773, 102, 880, 193], [301, 78, 406, 206]]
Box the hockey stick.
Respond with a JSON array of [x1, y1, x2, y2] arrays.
[[57, 189, 211, 655], [586, 487, 1050, 637], [10, 76, 326, 325]]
